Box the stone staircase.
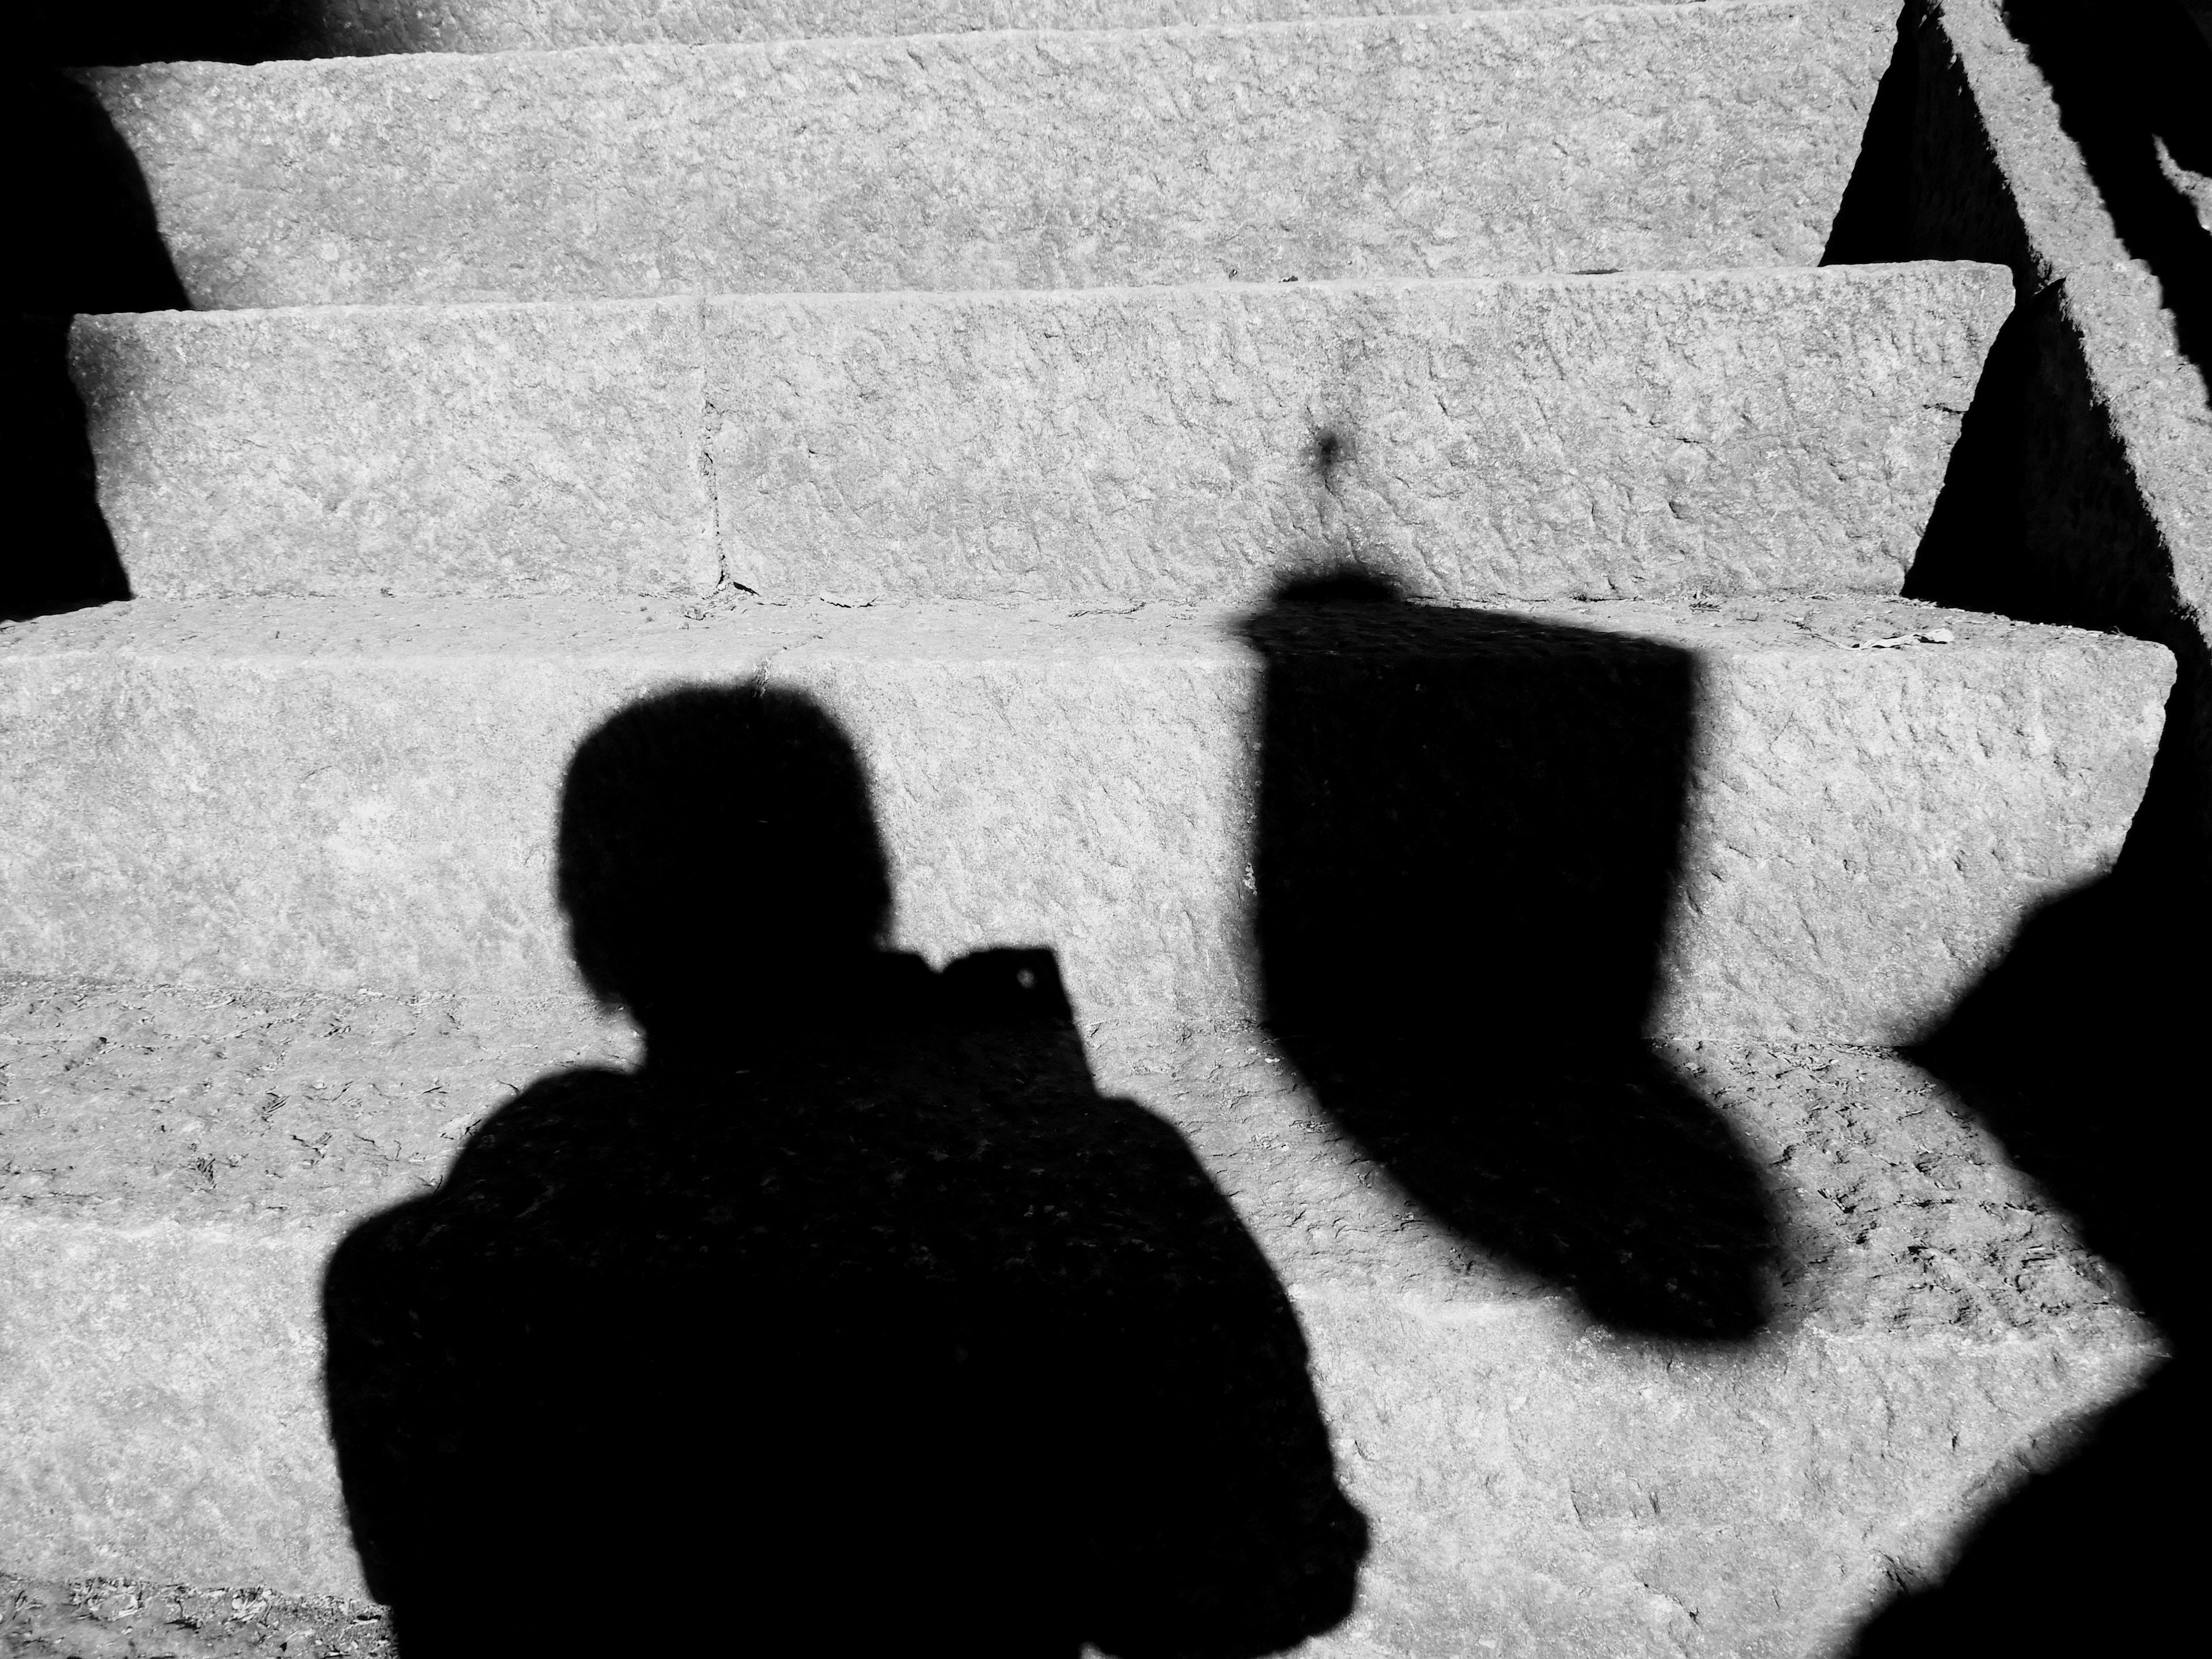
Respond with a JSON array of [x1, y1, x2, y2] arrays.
[[1, 2, 2180, 1653]]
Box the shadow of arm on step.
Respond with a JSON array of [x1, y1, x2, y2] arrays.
[[1241, 573, 1779, 1343]]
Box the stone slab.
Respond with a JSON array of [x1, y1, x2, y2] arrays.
[[72, 266, 2012, 603], [77, 1, 1896, 307], [71, 299, 714, 599], [300, 0, 1714, 57], [704, 264, 2008, 604], [0, 594, 2171, 1041], [0, 980, 2163, 1647]]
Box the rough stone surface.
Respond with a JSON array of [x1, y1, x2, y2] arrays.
[[78, 1, 1895, 308], [0, 596, 2171, 1040], [71, 266, 2012, 603], [71, 300, 714, 600], [0, 978, 2164, 1643], [707, 266, 2009, 605], [301, 0, 1712, 57], [0, 1572, 392, 1657]]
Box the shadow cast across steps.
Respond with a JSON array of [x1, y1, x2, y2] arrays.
[[321, 591, 1785, 1651]]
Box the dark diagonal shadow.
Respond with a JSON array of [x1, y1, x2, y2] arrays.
[[1242, 573, 1777, 1342], [322, 684, 1366, 1659], [7, 67, 190, 618]]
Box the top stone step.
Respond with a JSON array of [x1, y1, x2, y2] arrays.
[[298, 0, 1715, 55], [81, 2, 1895, 309]]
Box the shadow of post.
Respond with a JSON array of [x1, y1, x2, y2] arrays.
[[323, 684, 1367, 1659], [1241, 573, 1778, 1343]]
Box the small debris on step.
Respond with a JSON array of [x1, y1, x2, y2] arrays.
[[1849, 627, 1955, 649]]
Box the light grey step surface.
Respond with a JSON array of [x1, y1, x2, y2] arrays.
[[0, 976, 2162, 1650], [75, 264, 2012, 604], [299, 0, 1715, 56], [0, 594, 2170, 1042], [79, 1, 1896, 309]]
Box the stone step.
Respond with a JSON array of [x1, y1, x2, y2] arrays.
[[77, 0, 1896, 309], [0, 976, 2161, 1648], [74, 264, 2012, 605], [298, 0, 1714, 58], [0, 593, 2169, 1042]]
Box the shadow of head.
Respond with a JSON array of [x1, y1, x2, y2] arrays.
[[556, 683, 891, 1055], [1239, 570, 1777, 1342]]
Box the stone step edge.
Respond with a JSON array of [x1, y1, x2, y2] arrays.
[[1, 1007, 2165, 1613], [0, 974, 2151, 1340], [79, 259, 1993, 321], [285, 0, 1734, 63], [79, 0, 1891, 310], [97, 0, 1863, 74], [0, 594, 2173, 1044], [71, 260, 2013, 606]]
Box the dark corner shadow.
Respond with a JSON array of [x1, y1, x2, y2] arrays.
[[1820, 2, 1919, 267], [2004, 0, 2212, 393], [16, 3, 327, 68], [1240, 572, 1778, 1343], [7, 63, 194, 618], [321, 683, 1367, 1659]]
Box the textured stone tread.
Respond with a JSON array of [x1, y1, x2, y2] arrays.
[[0, 978, 2164, 1641], [0, 975, 2142, 1331], [78, 0, 1896, 308], [0, 594, 2173, 1039], [74, 264, 2012, 603]]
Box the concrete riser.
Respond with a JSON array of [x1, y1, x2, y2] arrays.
[[0, 1203, 2158, 1654], [73, 265, 2011, 604], [79, 2, 1893, 308], [0, 599, 2171, 1043]]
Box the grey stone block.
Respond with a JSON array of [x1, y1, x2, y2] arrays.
[[71, 300, 715, 599], [706, 265, 2012, 605], [74, 266, 2012, 603], [79, 1, 1895, 308], [0, 595, 2171, 1042], [0, 982, 2164, 1644]]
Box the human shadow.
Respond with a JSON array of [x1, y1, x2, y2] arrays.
[[1241, 572, 1777, 1342], [321, 683, 1366, 1659]]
